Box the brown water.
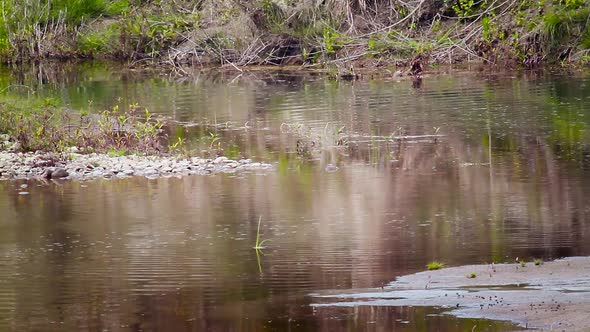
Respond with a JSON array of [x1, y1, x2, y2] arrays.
[[1, 64, 590, 331]]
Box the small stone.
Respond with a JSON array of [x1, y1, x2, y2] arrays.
[[91, 170, 104, 178], [51, 168, 69, 178], [214, 157, 228, 164]]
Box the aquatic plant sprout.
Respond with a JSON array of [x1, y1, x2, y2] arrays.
[[254, 216, 271, 249], [427, 261, 444, 270]]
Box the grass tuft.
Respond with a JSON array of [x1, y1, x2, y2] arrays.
[[253, 216, 271, 249], [427, 261, 444, 270]]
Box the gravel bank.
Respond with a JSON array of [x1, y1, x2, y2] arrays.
[[0, 151, 273, 181], [312, 257, 590, 331]]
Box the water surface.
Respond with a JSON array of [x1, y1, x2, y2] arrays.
[[1, 64, 589, 331]]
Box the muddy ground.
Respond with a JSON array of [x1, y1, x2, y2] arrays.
[[312, 257, 590, 331]]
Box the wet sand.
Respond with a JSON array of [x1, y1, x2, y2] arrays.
[[312, 257, 590, 331]]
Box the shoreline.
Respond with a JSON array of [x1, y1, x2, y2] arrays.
[[0, 151, 273, 182], [312, 257, 590, 331]]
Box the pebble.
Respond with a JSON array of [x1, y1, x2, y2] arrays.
[[0, 151, 273, 181]]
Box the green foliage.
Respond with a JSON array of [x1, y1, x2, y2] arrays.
[[452, 0, 482, 18], [323, 27, 341, 55], [557, 0, 587, 9], [3, 0, 590, 65], [253, 216, 271, 249], [467, 272, 477, 278], [78, 24, 120, 54], [541, 3, 590, 59], [50, 0, 108, 24], [0, 0, 130, 60], [482, 16, 492, 41], [534, 258, 544, 266], [107, 147, 127, 156], [120, 14, 188, 56], [106, 0, 132, 16], [427, 261, 444, 270], [0, 99, 167, 154], [367, 32, 447, 59], [78, 11, 198, 57]]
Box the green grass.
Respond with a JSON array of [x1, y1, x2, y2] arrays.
[[107, 147, 127, 157], [3, 0, 590, 65], [519, 260, 526, 267], [534, 258, 544, 266], [467, 272, 477, 278], [427, 261, 444, 270], [0, 99, 166, 154], [0, 0, 128, 60], [78, 23, 121, 54], [253, 216, 271, 249]]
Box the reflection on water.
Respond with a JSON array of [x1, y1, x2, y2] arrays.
[[0, 64, 589, 330]]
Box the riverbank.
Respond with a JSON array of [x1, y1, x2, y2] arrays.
[[1, 1, 589, 68], [312, 257, 590, 331], [0, 151, 272, 182]]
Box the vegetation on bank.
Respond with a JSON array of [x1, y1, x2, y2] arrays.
[[0, 97, 167, 154], [0, 0, 589, 67]]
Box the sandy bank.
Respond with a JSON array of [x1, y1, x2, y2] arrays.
[[312, 257, 590, 331]]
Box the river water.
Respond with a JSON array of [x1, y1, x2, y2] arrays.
[[0, 64, 589, 331]]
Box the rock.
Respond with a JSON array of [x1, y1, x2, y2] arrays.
[[0, 151, 272, 181], [91, 170, 104, 178], [8, 141, 21, 152], [51, 168, 69, 178]]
